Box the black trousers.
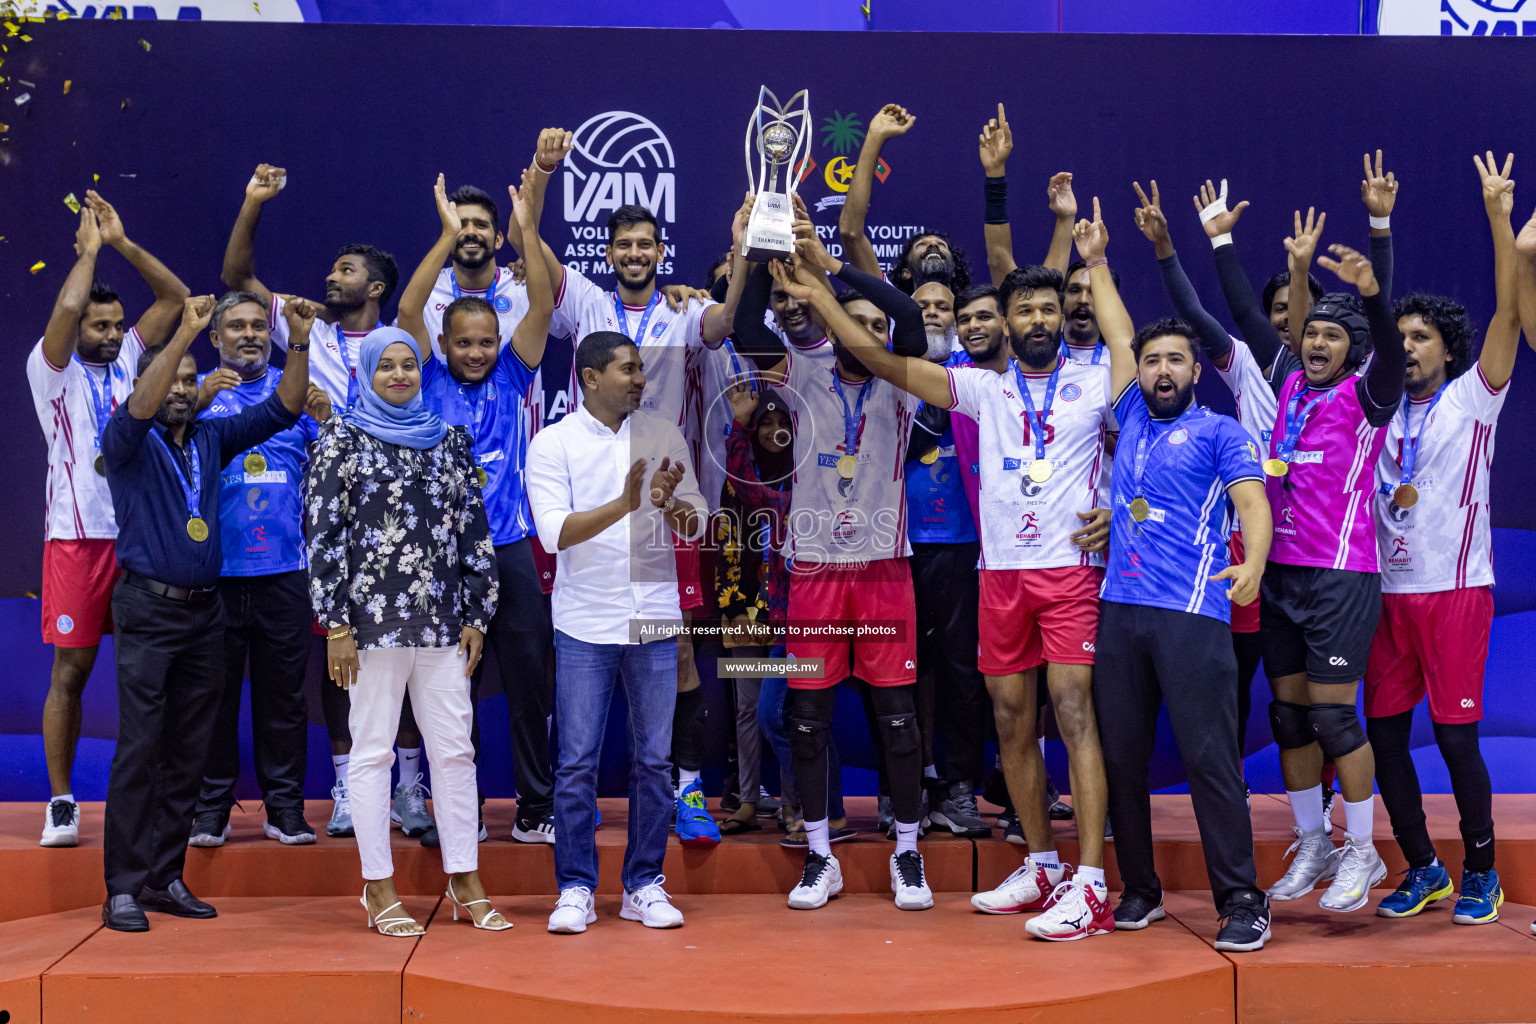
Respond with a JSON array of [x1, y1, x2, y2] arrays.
[[194, 570, 312, 815], [469, 539, 555, 816], [911, 541, 988, 786], [1094, 601, 1260, 911], [103, 580, 226, 897]]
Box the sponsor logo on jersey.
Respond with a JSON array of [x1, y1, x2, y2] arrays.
[[1015, 511, 1041, 541], [1059, 383, 1082, 402], [831, 510, 861, 546], [1243, 441, 1260, 463], [56, 614, 74, 634], [494, 295, 513, 314], [1169, 428, 1189, 445], [1462, 698, 1477, 709], [1388, 535, 1412, 566], [1329, 656, 1348, 666], [651, 320, 668, 338]]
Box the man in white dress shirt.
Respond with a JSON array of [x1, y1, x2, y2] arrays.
[[526, 331, 706, 935]]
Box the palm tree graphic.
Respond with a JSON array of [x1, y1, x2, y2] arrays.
[[821, 111, 864, 155]]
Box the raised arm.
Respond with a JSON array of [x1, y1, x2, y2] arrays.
[[1283, 207, 1327, 346], [274, 298, 315, 415], [731, 262, 788, 360], [221, 164, 285, 305], [838, 103, 913, 279], [1073, 197, 1135, 398], [85, 191, 190, 347], [509, 164, 556, 366], [504, 129, 572, 305], [795, 209, 924, 357], [398, 174, 460, 352], [1518, 207, 1536, 351], [1361, 149, 1398, 300], [41, 209, 102, 370], [1318, 245, 1404, 413], [1197, 178, 1286, 371], [128, 295, 213, 420], [1133, 180, 1233, 363], [978, 103, 1017, 284], [699, 193, 755, 344], [1474, 152, 1520, 390], [1043, 173, 1078, 276]]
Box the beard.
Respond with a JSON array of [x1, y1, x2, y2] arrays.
[[1144, 375, 1196, 418], [962, 333, 1005, 364], [924, 324, 958, 363], [615, 260, 657, 291], [155, 400, 196, 430], [453, 237, 494, 270], [910, 250, 954, 289], [325, 284, 369, 314], [1009, 323, 1063, 370]]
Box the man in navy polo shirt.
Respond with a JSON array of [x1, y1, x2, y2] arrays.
[[186, 291, 329, 850], [397, 168, 556, 843], [99, 294, 312, 932], [1092, 317, 1273, 952]]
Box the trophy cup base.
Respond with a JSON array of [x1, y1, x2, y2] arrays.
[[743, 240, 796, 263]]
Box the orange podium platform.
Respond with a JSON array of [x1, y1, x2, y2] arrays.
[[2, 795, 1535, 1023]]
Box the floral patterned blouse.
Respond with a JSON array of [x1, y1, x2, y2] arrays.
[[305, 416, 498, 649]]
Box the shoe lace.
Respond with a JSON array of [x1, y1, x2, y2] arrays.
[[49, 799, 76, 828], [953, 789, 981, 818], [631, 875, 672, 906], [1043, 879, 1086, 917], [1394, 864, 1434, 893], [799, 853, 830, 887], [1460, 870, 1493, 900], [402, 773, 430, 815], [332, 778, 349, 799], [680, 786, 708, 814], [1333, 841, 1373, 891], [1220, 900, 1264, 932], [556, 886, 593, 910], [895, 851, 926, 888]]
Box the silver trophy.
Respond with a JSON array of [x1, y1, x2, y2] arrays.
[[742, 86, 811, 263]]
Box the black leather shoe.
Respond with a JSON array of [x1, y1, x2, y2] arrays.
[[102, 894, 150, 932], [138, 879, 217, 918]]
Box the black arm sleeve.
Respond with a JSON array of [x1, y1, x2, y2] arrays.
[[730, 264, 787, 362], [1369, 233, 1394, 306], [1358, 288, 1405, 427], [1157, 252, 1232, 363], [1214, 242, 1286, 375], [906, 402, 949, 464], [834, 262, 926, 358]]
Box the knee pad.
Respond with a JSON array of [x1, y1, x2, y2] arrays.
[[787, 714, 830, 763], [1308, 703, 1367, 760], [1269, 700, 1313, 750], [876, 712, 921, 760]]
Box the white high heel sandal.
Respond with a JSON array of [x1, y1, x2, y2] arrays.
[[447, 878, 513, 931], [361, 892, 424, 937]]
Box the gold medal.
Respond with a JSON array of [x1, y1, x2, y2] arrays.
[[475, 466, 489, 489], [836, 454, 857, 479], [1263, 458, 1289, 478], [1129, 497, 1150, 523], [243, 452, 267, 476], [1028, 459, 1053, 483], [186, 516, 209, 542], [94, 454, 106, 476], [919, 447, 939, 465], [1392, 483, 1419, 510]]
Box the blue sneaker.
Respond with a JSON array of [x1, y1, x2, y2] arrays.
[[1375, 863, 1453, 918], [674, 779, 721, 847], [1453, 868, 1504, 925]]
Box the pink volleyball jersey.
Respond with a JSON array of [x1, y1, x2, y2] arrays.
[[1266, 371, 1388, 572]]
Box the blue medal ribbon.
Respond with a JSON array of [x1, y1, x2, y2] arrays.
[[150, 427, 203, 523], [450, 266, 500, 303], [1272, 387, 1332, 466], [1011, 356, 1063, 464], [830, 368, 872, 464], [332, 319, 384, 411], [1132, 405, 1195, 500], [1398, 387, 1445, 487], [723, 340, 757, 438], [613, 291, 662, 345], [1059, 339, 1105, 365], [72, 354, 113, 456]]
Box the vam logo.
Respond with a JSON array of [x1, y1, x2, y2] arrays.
[[563, 111, 676, 223]]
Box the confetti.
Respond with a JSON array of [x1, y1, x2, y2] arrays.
[[0, 122, 8, 132], [93, 172, 99, 182], [63, 79, 69, 93], [3, 23, 16, 36], [120, 97, 129, 109], [18, 33, 29, 41], [137, 38, 150, 51], [18, 77, 33, 85], [13, 91, 27, 105], [253, 2, 261, 12], [63, 191, 80, 213], [30, 260, 45, 273]]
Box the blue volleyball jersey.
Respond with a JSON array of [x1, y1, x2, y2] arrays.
[[420, 344, 539, 546], [905, 416, 979, 544], [1102, 384, 1264, 622], [199, 368, 319, 578]]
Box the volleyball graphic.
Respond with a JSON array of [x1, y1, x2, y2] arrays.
[[566, 111, 676, 179]]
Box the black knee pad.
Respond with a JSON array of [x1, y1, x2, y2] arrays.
[[788, 714, 830, 763], [876, 712, 921, 760], [1269, 700, 1313, 750], [1308, 703, 1367, 760]]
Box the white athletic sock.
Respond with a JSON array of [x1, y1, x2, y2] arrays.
[[1032, 849, 1060, 871], [331, 755, 349, 786], [894, 819, 920, 855], [1343, 797, 1374, 840], [805, 818, 832, 857], [677, 768, 701, 797], [54, 792, 75, 804], [922, 764, 939, 780], [397, 747, 421, 785], [1075, 865, 1107, 890], [1286, 784, 1325, 833]]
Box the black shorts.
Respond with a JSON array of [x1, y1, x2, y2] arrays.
[[1259, 563, 1380, 686]]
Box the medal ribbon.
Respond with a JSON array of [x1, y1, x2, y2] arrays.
[[332, 319, 384, 411], [830, 369, 872, 463], [1011, 356, 1063, 464], [450, 266, 500, 303], [724, 340, 757, 438], [150, 427, 202, 523], [1398, 387, 1444, 488], [1132, 406, 1195, 501], [1058, 339, 1105, 365], [613, 291, 662, 346], [230, 369, 278, 471], [1272, 386, 1331, 466], [73, 355, 113, 455]]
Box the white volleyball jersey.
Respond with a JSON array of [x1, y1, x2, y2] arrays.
[[946, 357, 1111, 571], [1375, 365, 1506, 593], [770, 339, 920, 565], [1062, 340, 1116, 508], [268, 296, 372, 412], [28, 329, 145, 540], [416, 265, 531, 360], [1212, 335, 1280, 447]]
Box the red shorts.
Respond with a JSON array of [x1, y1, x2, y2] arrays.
[[675, 535, 704, 611], [41, 539, 120, 647], [533, 543, 556, 597], [978, 565, 1102, 675], [1228, 532, 1260, 634], [1365, 587, 1492, 724], [786, 558, 916, 690]]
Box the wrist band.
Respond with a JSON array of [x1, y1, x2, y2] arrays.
[[287, 342, 310, 352], [1197, 178, 1229, 225], [1209, 232, 1233, 249], [1084, 257, 1108, 270], [1369, 214, 1390, 230], [983, 176, 1008, 225], [326, 626, 353, 640], [535, 158, 558, 174]]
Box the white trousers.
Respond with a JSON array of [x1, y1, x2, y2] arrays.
[[350, 647, 478, 879]]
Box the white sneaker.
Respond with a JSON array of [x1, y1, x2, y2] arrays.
[[1267, 826, 1339, 901], [548, 887, 597, 933], [1319, 833, 1387, 913], [620, 876, 684, 928], [971, 859, 1068, 914], [1024, 878, 1115, 941], [788, 852, 843, 910], [40, 798, 80, 847], [890, 850, 934, 911]]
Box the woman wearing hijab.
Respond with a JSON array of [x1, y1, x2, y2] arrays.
[[306, 327, 505, 936]]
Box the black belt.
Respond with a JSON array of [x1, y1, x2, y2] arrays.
[[124, 571, 219, 605]]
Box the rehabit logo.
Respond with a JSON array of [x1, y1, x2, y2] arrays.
[[563, 111, 676, 223]]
